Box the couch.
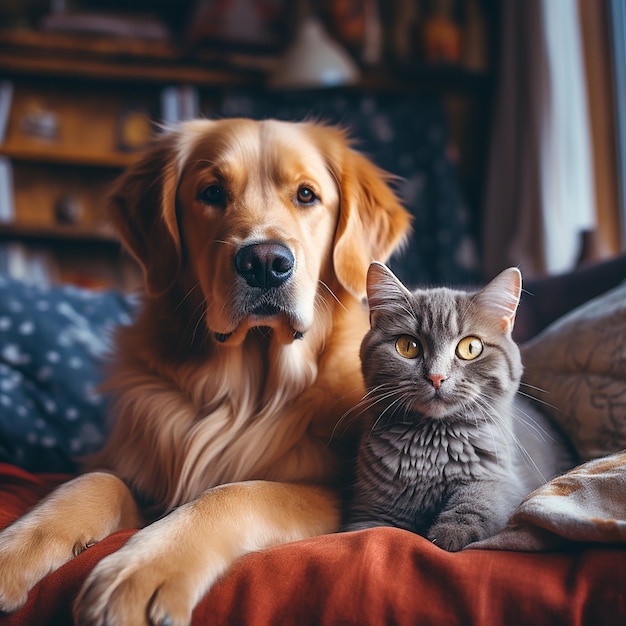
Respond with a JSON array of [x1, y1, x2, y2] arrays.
[[1, 254, 626, 625]]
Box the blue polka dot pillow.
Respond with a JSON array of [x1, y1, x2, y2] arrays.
[[0, 274, 136, 473]]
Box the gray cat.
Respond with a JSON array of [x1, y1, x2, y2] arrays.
[[343, 262, 575, 550]]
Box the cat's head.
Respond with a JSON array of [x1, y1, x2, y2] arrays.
[[360, 263, 523, 422]]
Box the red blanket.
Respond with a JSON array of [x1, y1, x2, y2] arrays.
[[1, 463, 625, 626]]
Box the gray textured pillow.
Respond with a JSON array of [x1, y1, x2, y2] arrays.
[[521, 281, 626, 461]]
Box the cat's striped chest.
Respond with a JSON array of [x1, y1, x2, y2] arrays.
[[368, 420, 490, 487]]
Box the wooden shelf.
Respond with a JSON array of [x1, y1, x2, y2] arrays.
[[0, 143, 137, 168], [0, 28, 493, 94], [0, 223, 120, 246], [357, 65, 494, 95], [0, 28, 182, 60], [0, 52, 264, 87], [0, 29, 267, 87]]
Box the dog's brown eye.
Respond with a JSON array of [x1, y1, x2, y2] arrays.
[[297, 186, 317, 205], [199, 184, 225, 206]]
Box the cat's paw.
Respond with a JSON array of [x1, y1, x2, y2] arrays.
[[427, 520, 488, 552]]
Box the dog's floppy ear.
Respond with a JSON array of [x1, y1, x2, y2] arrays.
[[332, 148, 412, 299], [108, 129, 182, 296]]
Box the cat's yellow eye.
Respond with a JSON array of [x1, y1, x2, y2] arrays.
[[395, 335, 422, 359], [456, 336, 483, 360]]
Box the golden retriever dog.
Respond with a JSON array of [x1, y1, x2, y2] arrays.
[[0, 118, 410, 625]]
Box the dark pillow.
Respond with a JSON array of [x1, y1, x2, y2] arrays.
[[0, 274, 136, 472]]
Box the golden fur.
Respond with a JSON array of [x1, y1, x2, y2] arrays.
[[0, 118, 411, 626]]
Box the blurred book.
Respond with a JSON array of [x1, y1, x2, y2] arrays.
[[0, 242, 59, 286], [0, 158, 14, 224], [40, 11, 170, 41], [187, 0, 286, 49], [0, 80, 13, 143], [160, 86, 200, 124]]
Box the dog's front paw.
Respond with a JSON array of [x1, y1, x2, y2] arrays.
[[0, 521, 66, 613], [0, 536, 33, 613], [74, 512, 212, 626], [75, 551, 196, 626]]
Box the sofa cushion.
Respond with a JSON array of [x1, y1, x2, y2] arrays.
[[521, 280, 626, 460], [1, 462, 625, 626]]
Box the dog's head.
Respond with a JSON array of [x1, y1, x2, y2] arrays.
[[109, 118, 411, 346]]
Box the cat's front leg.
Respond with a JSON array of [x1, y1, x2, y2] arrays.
[[427, 480, 515, 552]]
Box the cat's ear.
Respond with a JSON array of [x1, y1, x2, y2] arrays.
[[476, 267, 522, 335], [366, 262, 412, 312]]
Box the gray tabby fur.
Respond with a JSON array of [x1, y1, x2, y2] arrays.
[[343, 262, 575, 551]]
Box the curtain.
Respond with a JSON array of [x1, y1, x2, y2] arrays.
[[483, 0, 600, 279], [579, 0, 621, 256]]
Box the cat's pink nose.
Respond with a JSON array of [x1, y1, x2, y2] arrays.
[[427, 374, 447, 390]]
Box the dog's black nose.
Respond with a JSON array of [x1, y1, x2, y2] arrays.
[[235, 242, 294, 289]]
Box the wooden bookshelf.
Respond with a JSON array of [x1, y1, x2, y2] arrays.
[[0, 33, 147, 290], [0, 25, 496, 291]]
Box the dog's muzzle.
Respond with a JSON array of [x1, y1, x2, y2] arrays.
[[213, 241, 302, 345]]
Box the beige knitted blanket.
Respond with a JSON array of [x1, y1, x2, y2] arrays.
[[469, 450, 626, 551]]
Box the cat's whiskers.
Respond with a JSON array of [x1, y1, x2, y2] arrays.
[[507, 424, 549, 484], [326, 383, 375, 443], [519, 381, 547, 394], [466, 397, 506, 467], [475, 392, 550, 483], [469, 394, 515, 470], [369, 395, 411, 438], [512, 397, 560, 443], [329, 384, 407, 443], [516, 385, 560, 413], [510, 401, 567, 483]]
